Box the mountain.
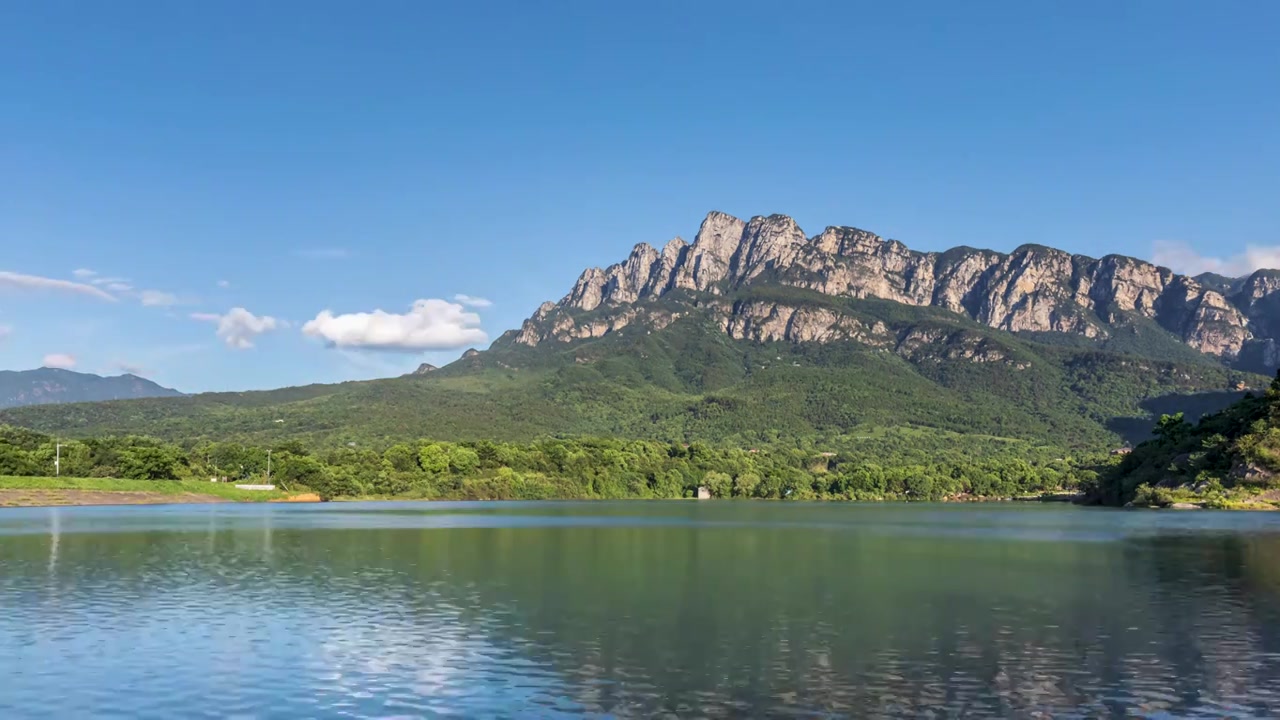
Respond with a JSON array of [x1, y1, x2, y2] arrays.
[[0, 368, 183, 409], [0, 211, 1269, 449], [505, 211, 1280, 372]]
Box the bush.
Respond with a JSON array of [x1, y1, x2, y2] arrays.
[[1132, 485, 1173, 507]]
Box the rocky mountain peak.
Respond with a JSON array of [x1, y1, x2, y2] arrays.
[[661, 236, 688, 257], [693, 210, 747, 263], [508, 210, 1280, 372], [735, 214, 809, 281], [1241, 270, 1280, 301]]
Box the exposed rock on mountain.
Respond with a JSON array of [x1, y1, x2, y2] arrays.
[[0, 368, 183, 409], [409, 363, 438, 375], [510, 211, 1279, 370]]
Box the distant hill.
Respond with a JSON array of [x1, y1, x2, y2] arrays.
[[0, 368, 183, 409]]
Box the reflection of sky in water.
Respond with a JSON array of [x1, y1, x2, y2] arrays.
[[2, 521, 586, 719], [2, 507, 593, 712], [7, 500, 1280, 539], [2, 502, 1280, 718], [308, 597, 587, 717]]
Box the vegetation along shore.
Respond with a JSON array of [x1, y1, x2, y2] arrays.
[[1, 372, 1278, 509]]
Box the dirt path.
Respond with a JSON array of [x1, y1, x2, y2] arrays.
[[0, 489, 228, 508]]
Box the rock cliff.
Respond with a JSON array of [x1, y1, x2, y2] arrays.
[[510, 211, 1279, 369]]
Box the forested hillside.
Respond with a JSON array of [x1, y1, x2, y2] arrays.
[[0, 308, 1257, 451], [1100, 371, 1280, 509]]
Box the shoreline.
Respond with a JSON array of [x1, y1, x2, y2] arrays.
[[0, 477, 317, 508], [2, 482, 1274, 511], [0, 488, 324, 509], [1, 487, 1092, 510], [0, 488, 230, 508]]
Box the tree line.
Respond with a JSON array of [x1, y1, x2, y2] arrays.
[[0, 424, 1101, 502]]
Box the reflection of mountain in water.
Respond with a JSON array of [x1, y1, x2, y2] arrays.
[[2, 505, 1280, 717]]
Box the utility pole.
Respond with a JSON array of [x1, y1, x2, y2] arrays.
[[267, 449, 272, 482], [55, 443, 61, 477]]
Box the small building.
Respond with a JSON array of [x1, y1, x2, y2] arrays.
[[696, 486, 712, 500]]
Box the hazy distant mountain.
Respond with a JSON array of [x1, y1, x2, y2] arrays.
[[0, 368, 183, 409]]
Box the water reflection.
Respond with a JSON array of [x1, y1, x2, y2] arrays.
[[1, 503, 1279, 718]]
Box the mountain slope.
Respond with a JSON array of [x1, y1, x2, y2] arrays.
[[0, 368, 183, 409], [0, 210, 1270, 449], [0, 304, 1258, 449]]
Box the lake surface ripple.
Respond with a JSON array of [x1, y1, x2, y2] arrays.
[[3, 502, 1280, 718]]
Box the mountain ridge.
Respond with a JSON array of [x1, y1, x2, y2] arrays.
[[504, 211, 1280, 372], [0, 368, 184, 409]]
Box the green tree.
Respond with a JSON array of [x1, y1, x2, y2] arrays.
[[418, 443, 450, 474], [275, 454, 326, 489], [1154, 413, 1190, 444], [733, 472, 762, 498], [384, 444, 418, 473], [118, 445, 185, 480], [447, 446, 480, 474], [702, 470, 732, 498], [0, 443, 36, 475]]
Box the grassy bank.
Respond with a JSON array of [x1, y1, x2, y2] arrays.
[[0, 476, 293, 505], [1130, 484, 1280, 511]]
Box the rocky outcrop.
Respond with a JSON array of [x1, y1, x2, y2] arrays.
[[717, 301, 892, 347], [509, 211, 1278, 368]]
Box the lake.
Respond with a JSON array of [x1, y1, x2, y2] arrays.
[[2, 502, 1280, 718]]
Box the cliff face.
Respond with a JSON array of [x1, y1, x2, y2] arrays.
[[511, 211, 1278, 368]]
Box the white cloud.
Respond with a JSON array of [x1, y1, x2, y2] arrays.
[[217, 279, 231, 289], [72, 268, 97, 278], [1152, 241, 1280, 277], [192, 307, 283, 349], [107, 282, 134, 292], [295, 248, 352, 260], [42, 353, 76, 369], [303, 299, 488, 352], [452, 294, 493, 308], [139, 290, 179, 307], [0, 271, 117, 301], [0, 325, 11, 341], [90, 276, 129, 286]]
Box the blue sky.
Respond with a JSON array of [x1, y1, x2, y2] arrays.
[[2, 1, 1277, 392]]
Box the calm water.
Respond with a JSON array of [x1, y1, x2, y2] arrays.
[[2, 502, 1280, 718]]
